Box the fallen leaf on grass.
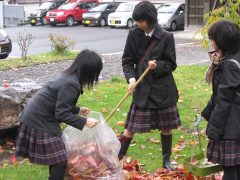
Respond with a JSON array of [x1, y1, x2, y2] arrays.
[[177, 140, 186, 145], [178, 91, 184, 94], [3, 163, 8, 167], [100, 108, 107, 114], [117, 121, 125, 125], [105, 83, 110, 86], [9, 155, 16, 163], [130, 143, 136, 147], [141, 145, 145, 149], [116, 133, 121, 137], [147, 138, 161, 144], [97, 91, 103, 94], [191, 119, 197, 122], [186, 116, 191, 119], [189, 141, 199, 145]]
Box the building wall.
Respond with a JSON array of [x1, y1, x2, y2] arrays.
[[20, 3, 39, 19]]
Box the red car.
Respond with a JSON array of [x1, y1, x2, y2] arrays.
[[46, 0, 99, 26]]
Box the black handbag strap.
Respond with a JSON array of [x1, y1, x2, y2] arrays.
[[137, 29, 165, 73]]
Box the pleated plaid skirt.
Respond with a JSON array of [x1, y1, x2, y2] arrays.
[[207, 140, 240, 166], [124, 103, 181, 133], [15, 123, 68, 165]]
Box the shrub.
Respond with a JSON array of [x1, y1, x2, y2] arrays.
[[17, 30, 35, 60], [193, 0, 240, 49], [48, 33, 76, 54]]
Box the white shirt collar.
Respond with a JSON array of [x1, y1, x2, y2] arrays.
[[145, 28, 155, 37]]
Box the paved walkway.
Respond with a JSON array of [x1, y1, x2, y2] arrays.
[[0, 43, 210, 86]]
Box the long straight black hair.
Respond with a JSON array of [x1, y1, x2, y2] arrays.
[[63, 49, 103, 89]]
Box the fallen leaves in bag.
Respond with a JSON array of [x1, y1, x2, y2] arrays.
[[64, 141, 124, 179]]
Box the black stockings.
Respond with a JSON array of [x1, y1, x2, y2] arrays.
[[49, 160, 68, 180], [222, 165, 240, 180]]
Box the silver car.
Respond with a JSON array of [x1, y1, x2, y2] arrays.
[[157, 3, 185, 31]]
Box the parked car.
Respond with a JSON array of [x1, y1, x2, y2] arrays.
[[46, 0, 99, 26], [108, 2, 139, 28], [0, 29, 12, 59], [82, 2, 121, 27], [28, 0, 65, 26], [157, 3, 185, 31]]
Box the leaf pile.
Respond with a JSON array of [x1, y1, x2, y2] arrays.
[[121, 156, 222, 180]]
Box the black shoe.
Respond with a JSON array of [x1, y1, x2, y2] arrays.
[[161, 133, 176, 171]]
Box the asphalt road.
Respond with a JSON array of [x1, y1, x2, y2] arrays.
[[4, 23, 198, 59]]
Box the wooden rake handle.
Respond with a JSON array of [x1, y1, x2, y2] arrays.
[[105, 60, 156, 122]]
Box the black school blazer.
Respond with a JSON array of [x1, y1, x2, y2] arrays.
[[122, 24, 179, 109], [20, 73, 87, 138]]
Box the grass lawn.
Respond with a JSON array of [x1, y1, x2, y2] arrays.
[[0, 54, 213, 179]]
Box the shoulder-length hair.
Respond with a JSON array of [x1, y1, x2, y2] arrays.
[[132, 1, 158, 28], [63, 49, 103, 89], [208, 20, 240, 56]]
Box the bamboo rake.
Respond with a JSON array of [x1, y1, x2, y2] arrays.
[[105, 60, 156, 122]]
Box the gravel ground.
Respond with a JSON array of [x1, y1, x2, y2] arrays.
[[0, 43, 210, 86]]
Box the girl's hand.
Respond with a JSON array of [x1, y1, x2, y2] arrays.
[[86, 118, 99, 128], [128, 81, 136, 94], [148, 61, 157, 70], [79, 107, 91, 117]]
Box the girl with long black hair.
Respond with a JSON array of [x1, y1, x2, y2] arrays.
[[15, 49, 103, 180]]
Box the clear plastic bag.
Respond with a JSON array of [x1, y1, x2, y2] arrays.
[[62, 111, 124, 180]]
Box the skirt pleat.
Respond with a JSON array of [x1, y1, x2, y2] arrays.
[[15, 123, 68, 165], [207, 140, 240, 166], [124, 104, 181, 133]]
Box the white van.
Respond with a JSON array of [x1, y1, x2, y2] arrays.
[[108, 2, 139, 28], [157, 3, 185, 31]]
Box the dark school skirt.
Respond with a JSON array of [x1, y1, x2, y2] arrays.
[[124, 103, 181, 133], [15, 122, 68, 165], [207, 140, 240, 166]]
